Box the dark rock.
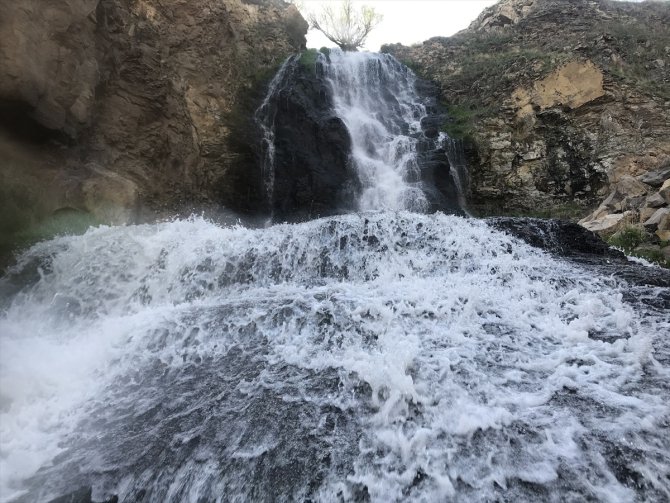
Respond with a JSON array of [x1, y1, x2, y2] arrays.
[[263, 54, 464, 221], [638, 165, 670, 188], [645, 192, 666, 208], [489, 217, 670, 293], [45, 487, 118, 503], [489, 217, 625, 260], [266, 58, 357, 221]]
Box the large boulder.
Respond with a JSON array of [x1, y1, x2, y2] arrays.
[[267, 56, 357, 221], [638, 165, 670, 187], [579, 211, 634, 236]]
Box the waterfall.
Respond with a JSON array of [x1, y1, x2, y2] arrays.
[[443, 134, 470, 212], [256, 49, 460, 219], [255, 55, 298, 213], [322, 50, 432, 212], [1, 51, 669, 503]]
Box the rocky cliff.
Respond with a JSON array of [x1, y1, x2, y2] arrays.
[[0, 0, 307, 261], [384, 0, 669, 247]]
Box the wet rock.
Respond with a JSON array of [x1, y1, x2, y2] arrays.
[[265, 53, 461, 221], [44, 487, 118, 503], [489, 217, 625, 260], [47, 487, 94, 503], [268, 58, 356, 221]]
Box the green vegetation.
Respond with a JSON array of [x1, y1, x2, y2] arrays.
[[607, 225, 669, 268], [607, 225, 646, 252], [600, 16, 670, 99], [398, 58, 421, 75], [446, 49, 569, 96], [250, 62, 283, 86], [15, 210, 100, 244], [441, 102, 495, 139], [299, 48, 321, 68], [632, 247, 668, 267], [298, 48, 333, 70], [436, 44, 569, 139], [470, 201, 588, 221]]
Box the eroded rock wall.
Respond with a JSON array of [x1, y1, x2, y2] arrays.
[[385, 0, 670, 219], [0, 0, 307, 240]]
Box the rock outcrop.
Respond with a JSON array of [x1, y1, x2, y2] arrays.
[[384, 0, 670, 222], [260, 54, 357, 221], [0, 0, 307, 256]]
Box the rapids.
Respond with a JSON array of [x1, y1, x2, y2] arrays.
[[1, 214, 669, 502]]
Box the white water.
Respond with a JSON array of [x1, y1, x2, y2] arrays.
[[323, 50, 431, 212], [1, 213, 669, 502]]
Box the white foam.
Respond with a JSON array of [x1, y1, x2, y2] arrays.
[[0, 213, 668, 501], [323, 51, 430, 212]]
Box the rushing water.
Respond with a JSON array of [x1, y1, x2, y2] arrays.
[[1, 51, 670, 502], [2, 214, 669, 502], [322, 50, 432, 212]]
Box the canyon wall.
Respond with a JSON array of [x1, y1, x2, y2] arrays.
[[0, 0, 307, 245]]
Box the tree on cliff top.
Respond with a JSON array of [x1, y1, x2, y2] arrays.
[[308, 0, 383, 51]]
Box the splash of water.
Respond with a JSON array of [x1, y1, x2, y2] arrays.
[[1, 214, 668, 502]]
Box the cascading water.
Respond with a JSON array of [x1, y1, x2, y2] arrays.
[[443, 134, 470, 212], [255, 55, 298, 213], [322, 50, 432, 212], [1, 51, 670, 503]]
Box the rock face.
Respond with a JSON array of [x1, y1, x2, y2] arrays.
[[261, 55, 357, 221], [0, 0, 307, 236], [384, 0, 670, 219]]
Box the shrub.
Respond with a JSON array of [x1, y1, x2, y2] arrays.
[[298, 48, 320, 68], [607, 225, 646, 253]]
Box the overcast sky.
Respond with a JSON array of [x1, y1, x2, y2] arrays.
[[300, 0, 500, 51], [298, 0, 650, 52]]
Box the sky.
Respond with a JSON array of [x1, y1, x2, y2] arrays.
[[298, 0, 499, 51], [298, 0, 651, 52]]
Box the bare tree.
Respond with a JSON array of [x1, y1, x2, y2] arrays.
[[308, 0, 383, 51]]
